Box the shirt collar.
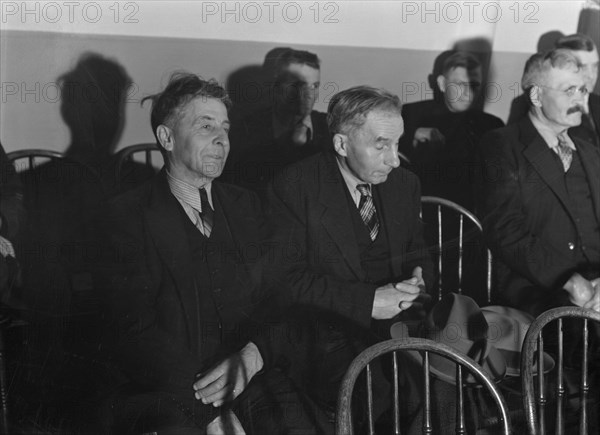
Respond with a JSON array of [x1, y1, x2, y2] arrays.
[[166, 170, 213, 212], [335, 156, 371, 204], [529, 112, 576, 151]]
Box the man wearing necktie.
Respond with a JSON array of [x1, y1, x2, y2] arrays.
[[98, 73, 328, 434], [481, 48, 600, 316], [267, 86, 434, 429]]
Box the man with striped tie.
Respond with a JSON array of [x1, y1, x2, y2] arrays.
[[267, 86, 434, 429], [98, 73, 330, 434]]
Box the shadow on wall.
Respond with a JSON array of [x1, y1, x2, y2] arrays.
[[226, 46, 292, 121]]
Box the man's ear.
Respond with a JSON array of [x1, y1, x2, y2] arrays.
[[529, 86, 542, 107], [157, 125, 174, 152], [436, 74, 446, 93], [333, 133, 347, 157]]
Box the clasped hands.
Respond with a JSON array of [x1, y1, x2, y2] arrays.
[[372, 266, 428, 319], [564, 273, 600, 312]]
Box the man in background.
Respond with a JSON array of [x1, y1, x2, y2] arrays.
[[400, 51, 504, 212], [556, 33, 600, 147], [225, 48, 329, 198]]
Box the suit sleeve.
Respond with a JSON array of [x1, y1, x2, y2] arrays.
[[480, 130, 576, 289], [265, 176, 378, 331]]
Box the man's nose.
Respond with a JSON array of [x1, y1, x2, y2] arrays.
[[386, 148, 401, 168]]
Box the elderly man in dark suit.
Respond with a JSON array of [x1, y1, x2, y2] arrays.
[[99, 73, 329, 435], [481, 48, 600, 317], [267, 86, 434, 427]]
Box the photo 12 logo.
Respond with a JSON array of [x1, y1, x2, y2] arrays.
[[201, 1, 340, 24], [401, 1, 539, 24], [1, 1, 140, 24]]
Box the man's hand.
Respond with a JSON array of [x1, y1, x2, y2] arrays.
[[372, 278, 421, 320], [563, 272, 595, 307], [583, 277, 600, 312], [193, 342, 264, 407], [412, 127, 445, 148]]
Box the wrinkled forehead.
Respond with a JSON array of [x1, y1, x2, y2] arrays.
[[542, 63, 585, 87], [572, 49, 600, 67]]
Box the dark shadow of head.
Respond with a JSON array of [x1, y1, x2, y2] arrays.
[[58, 53, 131, 162]]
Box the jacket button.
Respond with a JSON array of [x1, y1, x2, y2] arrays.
[[568, 242, 575, 250]]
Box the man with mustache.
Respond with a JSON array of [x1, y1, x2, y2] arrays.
[[481, 49, 600, 316]]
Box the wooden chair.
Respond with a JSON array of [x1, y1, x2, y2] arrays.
[[6, 149, 64, 172], [521, 307, 600, 435], [421, 196, 493, 304], [336, 338, 511, 435]]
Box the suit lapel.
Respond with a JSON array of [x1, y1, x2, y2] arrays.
[[575, 135, 600, 223], [144, 170, 199, 346], [521, 118, 573, 214], [318, 154, 365, 281]]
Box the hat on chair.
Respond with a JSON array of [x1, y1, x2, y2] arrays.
[[390, 293, 506, 385], [482, 306, 554, 377]]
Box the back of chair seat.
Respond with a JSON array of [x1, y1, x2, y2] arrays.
[[521, 307, 600, 435], [336, 337, 511, 435]]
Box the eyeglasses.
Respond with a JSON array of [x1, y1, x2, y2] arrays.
[[537, 84, 589, 97]]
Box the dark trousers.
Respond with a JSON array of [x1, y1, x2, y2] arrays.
[[103, 368, 332, 435]]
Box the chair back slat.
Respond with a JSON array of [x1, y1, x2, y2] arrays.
[[392, 351, 401, 435], [437, 205, 443, 300], [366, 363, 374, 435], [458, 214, 464, 295], [522, 307, 600, 435], [580, 319, 589, 435], [421, 196, 491, 304], [423, 351, 432, 434], [337, 338, 511, 435], [456, 365, 466, 435]]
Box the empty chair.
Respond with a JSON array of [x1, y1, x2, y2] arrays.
[[336, 337, 511, 435], [420, 196, 493, 305], [521, 306, 600, 435]]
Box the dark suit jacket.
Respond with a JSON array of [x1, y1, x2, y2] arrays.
[[224, 108, 330, 198], [481, 116, 600, 315], [399, 100, 504, 210], [99, 169, 280, 425], [267, 151, 434, 330]]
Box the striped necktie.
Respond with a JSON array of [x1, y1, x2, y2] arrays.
[[555, 133, 573, 172], [199, 187, 213, 237], [357, 184, 379, 241]]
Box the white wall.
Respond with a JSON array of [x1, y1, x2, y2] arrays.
[[0, 1, 590, 153]]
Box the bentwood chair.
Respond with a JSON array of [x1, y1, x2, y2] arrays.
[[114, 143, 162, 192], [6, 149, 64, 171], [522, 307, 600, 435], [336, 338, 511, 435], [420, 196, 493, 305]]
